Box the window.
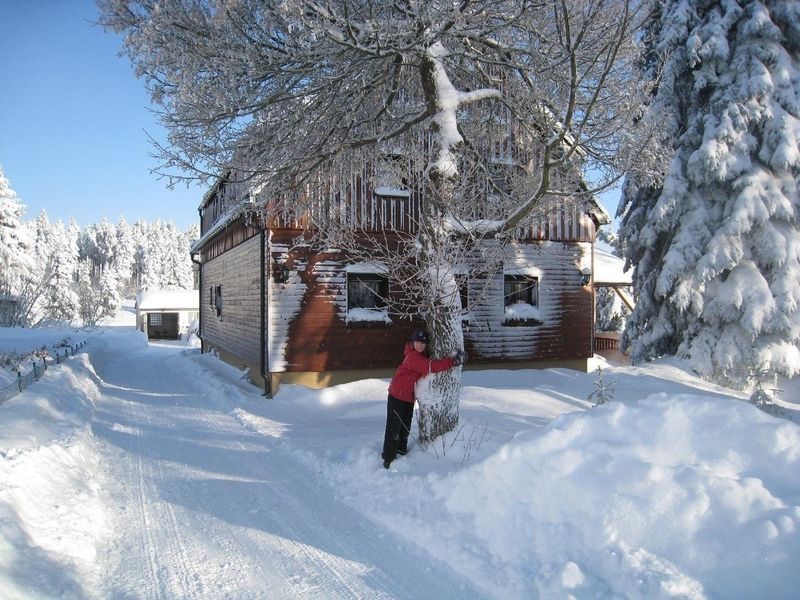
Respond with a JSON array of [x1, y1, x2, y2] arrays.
[[375, 152, 410, 191], [347, 273, 387, 310], [504, 275, 538, 307], [504, 275, 541, 325], [214, 285, 223, 317], [456, 276, 470, 321], [459, 280, 469, 313], [149, 313, 162, 326]]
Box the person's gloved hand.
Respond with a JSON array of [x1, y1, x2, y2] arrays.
[[451, 349, 468, 366]]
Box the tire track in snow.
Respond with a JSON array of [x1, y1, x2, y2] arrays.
[[97, 379, 207, 599], [127, 395, 206, 599], [89, 334, 483, 599]]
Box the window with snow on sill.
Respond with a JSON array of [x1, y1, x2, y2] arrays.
[[346, 307, 392, 325], [504, 302, 543, 326]]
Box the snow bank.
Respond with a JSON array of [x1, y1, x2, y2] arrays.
[[0, 352, 107, 599], [1, 323, 798, 599], [257, 371, 800, 600], [431, 395, 799, 599], [0, 325, 80, 356]]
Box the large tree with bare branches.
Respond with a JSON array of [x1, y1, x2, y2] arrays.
[[100, 0, 651, 441]]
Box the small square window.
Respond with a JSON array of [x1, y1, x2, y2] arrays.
[[504, 275, 538, 307], [347, 273, 387, 310], [149, 313, 162, 326], [504, 275, 541, 325]]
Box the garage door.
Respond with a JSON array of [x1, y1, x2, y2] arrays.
[[147, 312, 180, 340]]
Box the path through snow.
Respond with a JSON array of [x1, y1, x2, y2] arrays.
[[88, 332, 481, 599]]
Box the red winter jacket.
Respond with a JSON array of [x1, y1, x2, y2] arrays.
[[388, 343, 456, 403]]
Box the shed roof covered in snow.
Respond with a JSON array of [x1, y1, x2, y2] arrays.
[[135, 290, 199, 311], [594, 248, 632, 286]]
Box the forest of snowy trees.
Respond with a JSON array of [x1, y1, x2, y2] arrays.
[[0, 164, 198, 327]]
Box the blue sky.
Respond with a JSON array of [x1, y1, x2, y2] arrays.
[[0, 1, 202, 231]]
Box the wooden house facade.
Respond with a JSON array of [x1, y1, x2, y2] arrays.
[[191, 170, 610, 396]]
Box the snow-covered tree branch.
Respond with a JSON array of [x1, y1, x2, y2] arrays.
[[100, 0, 652, 441]]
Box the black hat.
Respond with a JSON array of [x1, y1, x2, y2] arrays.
[[411, 330, 429, 343]]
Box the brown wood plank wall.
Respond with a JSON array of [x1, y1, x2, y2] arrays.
[[200, 235, 263, 367], [267, 231, 594, 373], [464, 242, 594, 361], [267, 234, 419, 373]]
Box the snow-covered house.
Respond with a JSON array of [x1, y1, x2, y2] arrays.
[[191, 170, 612, 396], [135, 290, 199, 340]]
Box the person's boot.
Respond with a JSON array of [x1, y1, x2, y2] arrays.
[[383, 458, 392, 469]]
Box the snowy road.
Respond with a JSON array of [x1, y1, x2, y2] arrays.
[[87, 334, 480, 599]]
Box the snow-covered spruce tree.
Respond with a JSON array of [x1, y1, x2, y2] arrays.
[[40, 220, 81, 324], [114, 217, 137, 296], [101, 0, 651, 442], [184, 223, 201, 289], [160, 221, 194, 290], [0, 164, 40, 326], [129, 219, 149, 291], [618, 0, 800, 387], [139, 220, 166, 291], [76, 259, 119, 326]]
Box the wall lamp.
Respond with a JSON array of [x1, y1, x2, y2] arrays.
[[274, 261, 290, 284], [580, 266, 592, 286]]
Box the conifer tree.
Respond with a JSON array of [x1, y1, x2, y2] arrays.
[[159, 221, 194, 290], [0, 165, 38, 325], [618, 0, 800, 386], [115, 217, 136, 295], [42, 220, 80, 323]]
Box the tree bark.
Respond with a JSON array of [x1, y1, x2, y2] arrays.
[[416, 306, 464, 444]]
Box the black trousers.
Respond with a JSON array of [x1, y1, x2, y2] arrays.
[[382, 394, 414, 462]]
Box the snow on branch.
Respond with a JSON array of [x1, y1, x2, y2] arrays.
[[425, 42, 501, 178]]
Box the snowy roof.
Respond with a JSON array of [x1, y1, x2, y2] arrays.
[[594, 247, 632, 285], [189, 203, 249, 254], [135, 289, 199, 311], [588, 200, 612, 225]]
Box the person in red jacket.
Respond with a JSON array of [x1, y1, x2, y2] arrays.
[[382, 329, 462, 469]]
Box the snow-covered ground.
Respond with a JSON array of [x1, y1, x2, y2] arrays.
[[0, 311, 798, 599]]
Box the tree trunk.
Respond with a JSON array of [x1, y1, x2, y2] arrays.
[[412, 45, 469, 443], [414, 181, 465, 443], [415, 301, 464, 444]]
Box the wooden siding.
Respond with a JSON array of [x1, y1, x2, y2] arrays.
[[267, 183, 596, 243], [267, 231, 594, 373], [198, 218, 260, 263], [200, 234, 262, 368], [464, 242, 594, 361], [268, 235, 419, 373]]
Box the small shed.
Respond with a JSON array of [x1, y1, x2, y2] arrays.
[[135, 290, 199, 340]]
